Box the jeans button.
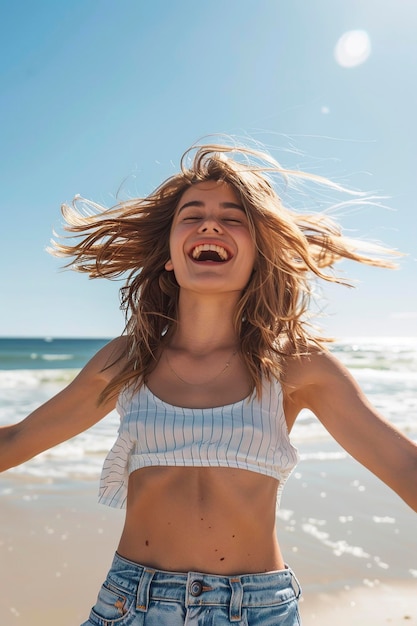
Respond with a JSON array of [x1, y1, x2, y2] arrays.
[[190, 580, 204, 597]]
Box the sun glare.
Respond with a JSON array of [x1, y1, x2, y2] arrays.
[[334, 30, 371, 68]]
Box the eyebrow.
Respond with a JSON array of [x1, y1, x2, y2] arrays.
[[178, 200, 245, 213]]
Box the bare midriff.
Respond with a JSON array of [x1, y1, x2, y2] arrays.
[[117, 465, 285, 576]]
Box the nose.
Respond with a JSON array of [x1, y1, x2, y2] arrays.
[[198, 216, 222, 234]]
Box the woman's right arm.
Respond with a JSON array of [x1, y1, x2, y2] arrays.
[[0, 337, 127, 472]]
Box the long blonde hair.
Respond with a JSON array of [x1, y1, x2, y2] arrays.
[[51, 142, 398, 401]]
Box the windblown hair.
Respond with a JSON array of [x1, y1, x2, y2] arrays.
[[51, 142, 398, 402]]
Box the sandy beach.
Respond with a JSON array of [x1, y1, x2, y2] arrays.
[[1, 442, 416, 625]]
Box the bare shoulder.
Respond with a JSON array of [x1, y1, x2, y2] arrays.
[[81, 335, 130, 384], [280, 341, 359, 423], [281, 341, 346, 393]]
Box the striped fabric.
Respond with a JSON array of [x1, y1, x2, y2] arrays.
[[98, 379, 299, 508]]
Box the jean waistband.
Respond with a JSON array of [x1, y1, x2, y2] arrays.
[[107, 553, 301, 622]]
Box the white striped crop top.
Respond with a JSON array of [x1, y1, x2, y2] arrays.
[[98, 378, 299, 508]]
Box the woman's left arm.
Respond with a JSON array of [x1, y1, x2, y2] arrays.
[[290, 349, 417, 512]]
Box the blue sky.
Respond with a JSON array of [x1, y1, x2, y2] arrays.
[[1, 0, 416, 338]]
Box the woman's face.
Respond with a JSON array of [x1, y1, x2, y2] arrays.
[[165, 180, 256, 296]]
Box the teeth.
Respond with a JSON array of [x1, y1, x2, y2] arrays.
[[191, 244, 229, 261]]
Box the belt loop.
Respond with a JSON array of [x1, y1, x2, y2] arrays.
[[290, 570, 302, 599], [229, 577, 243, 622], [136, 567, 156, 612]]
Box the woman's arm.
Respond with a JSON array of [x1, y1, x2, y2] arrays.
[[285, 349, 417, 512], [0, 337, 126, 472]]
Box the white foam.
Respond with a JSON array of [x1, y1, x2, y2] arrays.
[[301, 522, 371, 559], [0, 368, 78, 389]]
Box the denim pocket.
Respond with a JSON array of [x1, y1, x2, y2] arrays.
[[244, 597, 301, 626], [87, 581, 139, 626]]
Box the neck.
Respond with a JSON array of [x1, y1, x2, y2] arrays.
[[169, 291, 240, 354]]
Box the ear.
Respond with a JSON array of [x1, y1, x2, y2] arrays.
[[165, 259, 174, 271]]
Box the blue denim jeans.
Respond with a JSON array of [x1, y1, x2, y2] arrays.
[[81, 552, 302, 625]]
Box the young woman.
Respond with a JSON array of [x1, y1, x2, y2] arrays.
[[1, 142, 416, 626]]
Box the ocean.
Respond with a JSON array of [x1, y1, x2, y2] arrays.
[[1, 336, 416, 486]]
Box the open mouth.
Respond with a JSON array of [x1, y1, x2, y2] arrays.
[[190, 244, 231, 263]]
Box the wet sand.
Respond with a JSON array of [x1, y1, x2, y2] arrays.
[[0, 442, 416, 625]]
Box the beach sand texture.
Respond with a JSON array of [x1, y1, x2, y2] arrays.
[[1, 446, 416, 626]]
